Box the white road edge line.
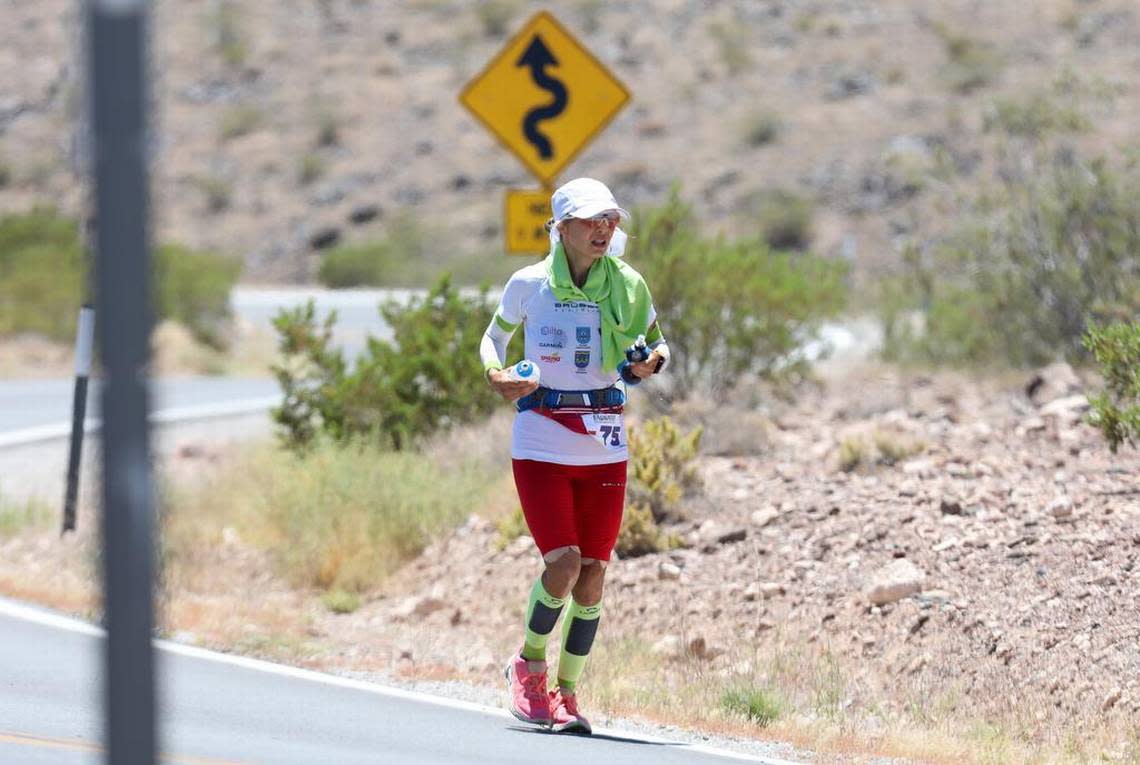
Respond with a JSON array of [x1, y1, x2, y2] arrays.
[[0, 396, 281, 450], [0, 596, 806, 765]]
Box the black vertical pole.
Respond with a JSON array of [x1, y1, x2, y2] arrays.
[[62, 304, 95, 534], [87, 1, 157, 764]]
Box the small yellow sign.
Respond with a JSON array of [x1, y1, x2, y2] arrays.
[[504, 189, 552, 255], [459, 11, 631, 186]]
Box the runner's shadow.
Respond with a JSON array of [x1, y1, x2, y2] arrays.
[[506, 725, 669, 746]]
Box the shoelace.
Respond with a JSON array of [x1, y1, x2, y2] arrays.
[[522, 672, 547, 701], [554, 692, 578, 716]]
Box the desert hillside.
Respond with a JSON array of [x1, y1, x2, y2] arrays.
[[2, 0, 1138, 282]]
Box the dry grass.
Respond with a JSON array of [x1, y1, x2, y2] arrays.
[[163, 412, 514, 594], [573, 633, 1140, 765]]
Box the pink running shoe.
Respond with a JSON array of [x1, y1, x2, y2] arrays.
[[504, 652, 552, 726], [549, 687, 592, 734]]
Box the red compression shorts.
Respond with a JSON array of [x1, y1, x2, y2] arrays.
[[511, 459, 628, 561]]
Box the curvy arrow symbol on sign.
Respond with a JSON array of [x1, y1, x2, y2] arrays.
[[515, 34, 567, 160]]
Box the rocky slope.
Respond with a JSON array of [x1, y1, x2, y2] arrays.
[[1, 0, 1138, 282], [1, 362, 1136, 761]]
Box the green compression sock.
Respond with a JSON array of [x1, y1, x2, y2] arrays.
[[521, 575, 566, 662], [556, 598, 603, 692]]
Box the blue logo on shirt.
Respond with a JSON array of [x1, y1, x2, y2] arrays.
[[576, 326, 591, 346], [574, 350, 590, 369]]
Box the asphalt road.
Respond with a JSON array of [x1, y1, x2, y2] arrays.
[[0, 599, 801, 765], [0, 377, 279, 437]]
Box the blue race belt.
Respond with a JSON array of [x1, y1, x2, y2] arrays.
[[515, 386, 625, 412]]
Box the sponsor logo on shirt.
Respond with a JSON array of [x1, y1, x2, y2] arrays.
[[540, 326, 565, 337], [538, 340, 563, 349], [576, 326, 591, 346], [554, 301, 598, 312], [574, 350, 590, 369], [540, 353, 562, 364]]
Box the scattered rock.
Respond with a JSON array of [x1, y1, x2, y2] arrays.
[[392, 595, 446, 619], [348, 204, 381, 224], [658, 562, 682, 581], [1048, 496, 1074, 519], [651, 634, 683, 660], [309, 226, 341, 250], [865, 559, 926, 605], [750, 507, 780, 527], [1102, 687, 1123, 712], [1026, 362, 1081, 406]]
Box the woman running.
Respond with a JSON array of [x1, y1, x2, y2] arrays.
[[479, 177, 669, 733]]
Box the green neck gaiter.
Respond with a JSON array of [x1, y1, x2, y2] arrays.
[[544, 243, 652, 374]]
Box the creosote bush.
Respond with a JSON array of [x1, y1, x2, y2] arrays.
[[316, 215, 447, 288], [880, 152, 1140, 366], [272, 276, 509, 450], [627, 188, 846, 399], [0, 209, 240, 348], [1083, 322, 1140, 453], [934, 23, 1003, 93]]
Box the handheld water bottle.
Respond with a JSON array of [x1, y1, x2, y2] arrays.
[[618, 335, 650, 385], [503, 359, 540, 385]]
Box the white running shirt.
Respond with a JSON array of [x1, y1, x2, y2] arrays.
[[488, 262, 657, 466]]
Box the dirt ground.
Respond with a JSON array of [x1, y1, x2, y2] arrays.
[[2, 362, 1137, 763]]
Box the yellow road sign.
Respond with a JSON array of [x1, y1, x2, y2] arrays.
[[459, 11, 631, 186], [504, 189, 552, 254]]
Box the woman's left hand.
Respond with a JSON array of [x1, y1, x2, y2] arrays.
[[628, 350, 662, 379]]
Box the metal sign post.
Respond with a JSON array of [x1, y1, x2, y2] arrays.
[[87, 0, 158, 763]]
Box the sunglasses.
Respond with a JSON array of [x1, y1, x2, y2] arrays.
[[581, 211, 620, 224]]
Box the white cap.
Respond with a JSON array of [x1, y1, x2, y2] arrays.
[[551, 178, 631, 224]]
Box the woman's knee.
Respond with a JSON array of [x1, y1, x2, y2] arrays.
[[542, 547, 582, 596], [572, 560, 606, 604]]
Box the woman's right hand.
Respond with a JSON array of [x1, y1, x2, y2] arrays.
[[486, 368, 540, 402]]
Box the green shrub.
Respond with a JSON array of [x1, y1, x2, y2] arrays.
[[317, 215, 429, 288], [0, 492, 51, 537], [749, 189, 814, 251], [272, 276, 508, 450], [317, 243, 389, 288], [574, 0, 605, 33], [880, 154, 1140, 366], [0, 209, 84, 341], [298, 153, 325, 186], [838, 438, 865, 473], [475, 0, 521, 37], [742, 111, 781, 148], [934, 24, 1003, 93], [627, 188, 846, 398], [315, 110, 341, 148], [154, 244, 242, 350], [209, 0, 248, 71], [615, 417, 701, 558], [220, 105, 265, 140], [1083, 322, 1140, 452], [984, 93, 1088, 140], [193, 174, 233, 214], [615, 501, 678, 558], [321, 589, 362, 614], [721, 686, 783, 726], [627, 416, 702, 524], [494, 506, 528, 550], [708, 20, 752, 75], [0, 210, 241, 348]]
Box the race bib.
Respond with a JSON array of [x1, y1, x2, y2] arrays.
[[582, 413, 625, 450]]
